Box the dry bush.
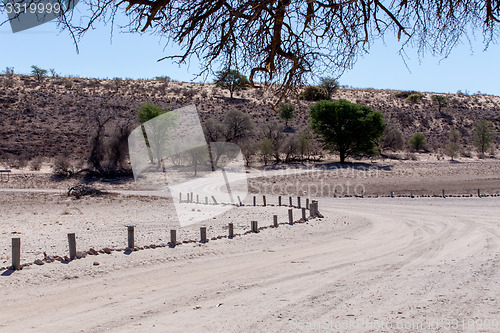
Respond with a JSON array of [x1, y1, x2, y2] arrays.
[[52, 156, 74, 177], [29, 156, 43, 171]]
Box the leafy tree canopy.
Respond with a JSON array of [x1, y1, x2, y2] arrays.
[[309, 99, 385, 163]]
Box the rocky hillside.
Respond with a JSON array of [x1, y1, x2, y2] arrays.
[[1, 74, 499, 164]]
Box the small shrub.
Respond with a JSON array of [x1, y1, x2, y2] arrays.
[[406, 93, 423, 103], [155, 76, 172, 82], [395, 90, 420, 99], [299, 86, 328, 101], [29, 157, 43, 171], [52, 157, 73, 177], [409, 132, 426, 151]]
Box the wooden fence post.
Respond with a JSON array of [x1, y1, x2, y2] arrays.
[[200, 227, 207, 243], [68, 233, 77, 260], [211, 196, 218, 205], [289, 196, 293, 207], [196, 194, 199, 204], [310, 203, 315, 217], [179, 193, 182, 203], [391, 191, 394, 198], [237, 196, 242, 206], [263, 195, 267, 207], [251, 221, 258, 233], [442, 189, 446, 198], [228, 223, 234, 238], [302, 208, 306, 221], [253, 196, 256, 206], [478, 189, 481, 198], [306, 198, 309, 209], [278, 196, 282, 206], [190, 192, 193, 203], [127, 226, 135, 249], [205, 196, 208, 205], [297, 197, 301, 208], [170, 229, 176, 247], [12, 238, 20, 270], [273, 215, 278, 228], [288, 209, 293, 225]]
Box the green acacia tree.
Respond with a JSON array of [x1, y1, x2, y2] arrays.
[[309, 99, 385, 163], [473, 119, 494, 154], [214, 69, 250, 98], [31, 65, 47, 82], [432, 95, 449, 113], [279, 102, 295, 127], [318, 77, 339, 100]]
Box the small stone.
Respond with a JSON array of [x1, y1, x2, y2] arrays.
[[103, 248, 112, 254], [93, 262, 100, 266], [34, 259, 44, 265]]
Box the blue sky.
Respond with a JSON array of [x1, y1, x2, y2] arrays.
[[1, 13, 499, 96]]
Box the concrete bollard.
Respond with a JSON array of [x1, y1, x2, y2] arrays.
[[263, 195, 267, 207], [278, 196, 282, 206], [289, 196, 293, 207], [251, 221, 258, 233], [228, 223, 234, 238], [212, 196, 218, 205], [273, 215, 278, 228], [170, 229, 176, 247], [306, 198, 310, 209], [12, 238, 21, 270], [200, 227, 207, 243], [68, 233, 77, 260], [297, 197, 301, 208], [288, 209, 293, 225], [127, 226, 135, 249], [253, 196, 256, 206], [302, 208, 306, 221]]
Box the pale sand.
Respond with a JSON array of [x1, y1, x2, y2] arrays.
[[1, 196, 499, 332]]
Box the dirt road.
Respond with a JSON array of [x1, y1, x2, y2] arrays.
[[1, 197, 499, 332]]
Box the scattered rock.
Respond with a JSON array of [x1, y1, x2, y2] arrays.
[[34, 259, 44, 265], [76, 251, 86, 259], [103, 248, 112, 254], [93, 262, 100, 266]]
